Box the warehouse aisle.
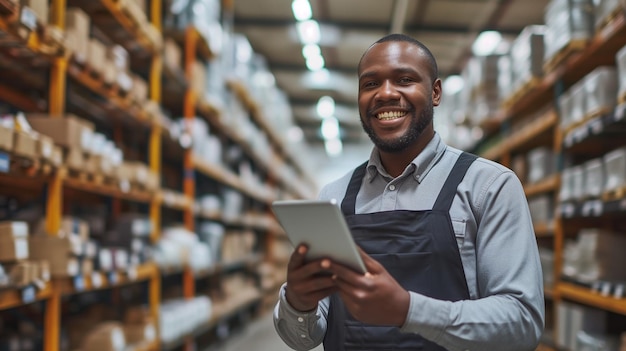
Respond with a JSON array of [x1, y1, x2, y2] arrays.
[[218, 311, 324, 351]]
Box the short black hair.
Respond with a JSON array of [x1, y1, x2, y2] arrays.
[[359, 33, 439, 82]]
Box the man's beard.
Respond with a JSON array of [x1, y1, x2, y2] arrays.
[[361, 102, 433, 153]]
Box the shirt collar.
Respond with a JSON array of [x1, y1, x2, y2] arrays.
[[365, 132, 446, 183]]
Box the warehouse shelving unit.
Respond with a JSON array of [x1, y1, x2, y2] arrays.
[[477, 10, 626, 351], [0, 1, 311, 350]]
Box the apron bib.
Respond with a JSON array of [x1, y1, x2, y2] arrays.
[[323, 152, 477, 351]]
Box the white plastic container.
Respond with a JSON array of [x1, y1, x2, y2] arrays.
[[570, 165, 586, 200], [603, 146, 626, 192], [616, 44, 626, 100], [527, 147, 554, 184], [583, 158, 605, 197], [584, 66, 618, 116]]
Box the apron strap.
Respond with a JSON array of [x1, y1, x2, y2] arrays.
[[432, 152, 477, 212], [341, 161, 368, 215]]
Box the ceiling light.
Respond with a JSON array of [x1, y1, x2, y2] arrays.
[[296, 20, 321, 44], [321, 116, 339, 139], [302, 43, 321, 59], [316, 96, 335, 119], [324, 138, 343, 157], [443, 75, 464, 95], [292, 0, 312, 21], [472, 30, 502, 56], [306, 54, 325, 71]]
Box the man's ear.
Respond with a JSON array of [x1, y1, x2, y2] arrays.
[[432, 78, 442, 106]]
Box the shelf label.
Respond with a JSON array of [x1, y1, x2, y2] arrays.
[[0, 152, 9, 173], [21, 286, 36, 304], [73, 276, 85, 291]]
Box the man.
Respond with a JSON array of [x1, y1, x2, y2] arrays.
[[273, 33, 544, 351]]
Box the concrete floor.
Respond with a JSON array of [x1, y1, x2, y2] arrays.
[[218, 311, 324, 351]]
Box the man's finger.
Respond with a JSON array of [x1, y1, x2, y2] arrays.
[[288, 244, 308, 271]]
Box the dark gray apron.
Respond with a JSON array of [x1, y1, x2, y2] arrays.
[[323, 152, 477, 350]]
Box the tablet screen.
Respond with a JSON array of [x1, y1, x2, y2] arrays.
[[271, 199, 367, 274]]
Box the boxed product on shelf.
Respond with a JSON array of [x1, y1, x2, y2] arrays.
[[87, 38, 107, 76], [584, 66, 618, 116], [594, 0, 622, 29], [80, 321, 127, 351], [97, 247, 129, 272], [558, 87, 573, 130], [543, 0, 595, 65], [123, 321, 156, 346], [527, 194, 554, 224], [603, 146, 626, 192], [159, 296, 212, 344], [0, 220, 28, 238], [21, 0, 48, 25], [564, 228, 626, 283], [583, 157, 605, 197], [526, 146, 555, 183], [12, 131, 38, 159], [0, 234, 30, 262], [28, 234, 81, 277], [0, 121, 14, 152], [163, 38, 182, 70], [64, 7, 90, 63], [24, 113, 94, 151], [557, 301, 607, 350], [617, 44, 626, 101], [570, 80, 587, 127], [561, 165, 587, 201], [510, 25, 546, 90]]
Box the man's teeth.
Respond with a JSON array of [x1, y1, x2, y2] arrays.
[[377, 111, 406, 120]]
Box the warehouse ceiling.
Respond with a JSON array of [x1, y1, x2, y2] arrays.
[[231, 0, 551, 152]]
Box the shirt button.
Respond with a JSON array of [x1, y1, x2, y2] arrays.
[[297, 317, 304, 322], [388, 184, 396, 191], [300, 334, 307, 338]]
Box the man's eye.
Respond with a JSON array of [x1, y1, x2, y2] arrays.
[[362, 81, 377, 88], [399, 77, 413, 84]]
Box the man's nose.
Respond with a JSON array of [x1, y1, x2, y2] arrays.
[[376, 80, 400, 100]]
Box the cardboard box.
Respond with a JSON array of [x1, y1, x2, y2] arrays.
[[0, 221, 28, 239], [29, 234, 83, 259], [37, 134, 54, 162], [65, 7, 90, 62], [87, 39, 106, 75], [124, 322, 155, 344], [24, 114, 94, 150], [30, 250, 78, 277], [163, 38, 181, 70], [131, 75, 148, 103], [13, 131, 38, 158], [22, 0, 48, 25], [0, 237, 29, 262], [81, 322, 127, 351], [0, 124, 13, 151]]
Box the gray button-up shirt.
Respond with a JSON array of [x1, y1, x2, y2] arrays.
[[273, 133, 545, 351]]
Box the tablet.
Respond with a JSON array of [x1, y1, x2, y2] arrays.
[[271, 199, 366, 274]]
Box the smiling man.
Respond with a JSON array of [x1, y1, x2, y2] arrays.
[[273, 34, 544, 351]]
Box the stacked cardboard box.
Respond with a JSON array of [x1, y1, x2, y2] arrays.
[[0, 221, 29, 262]]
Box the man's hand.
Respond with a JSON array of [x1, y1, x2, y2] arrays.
[[285, 244, 338, 312], [328, 247, 410, 327]]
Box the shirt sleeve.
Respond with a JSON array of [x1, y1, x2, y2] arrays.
[[273, 283, 330, 350], [399, 170, 545, 351]]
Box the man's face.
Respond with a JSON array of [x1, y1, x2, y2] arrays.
[[358, 41, 441, 153]]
